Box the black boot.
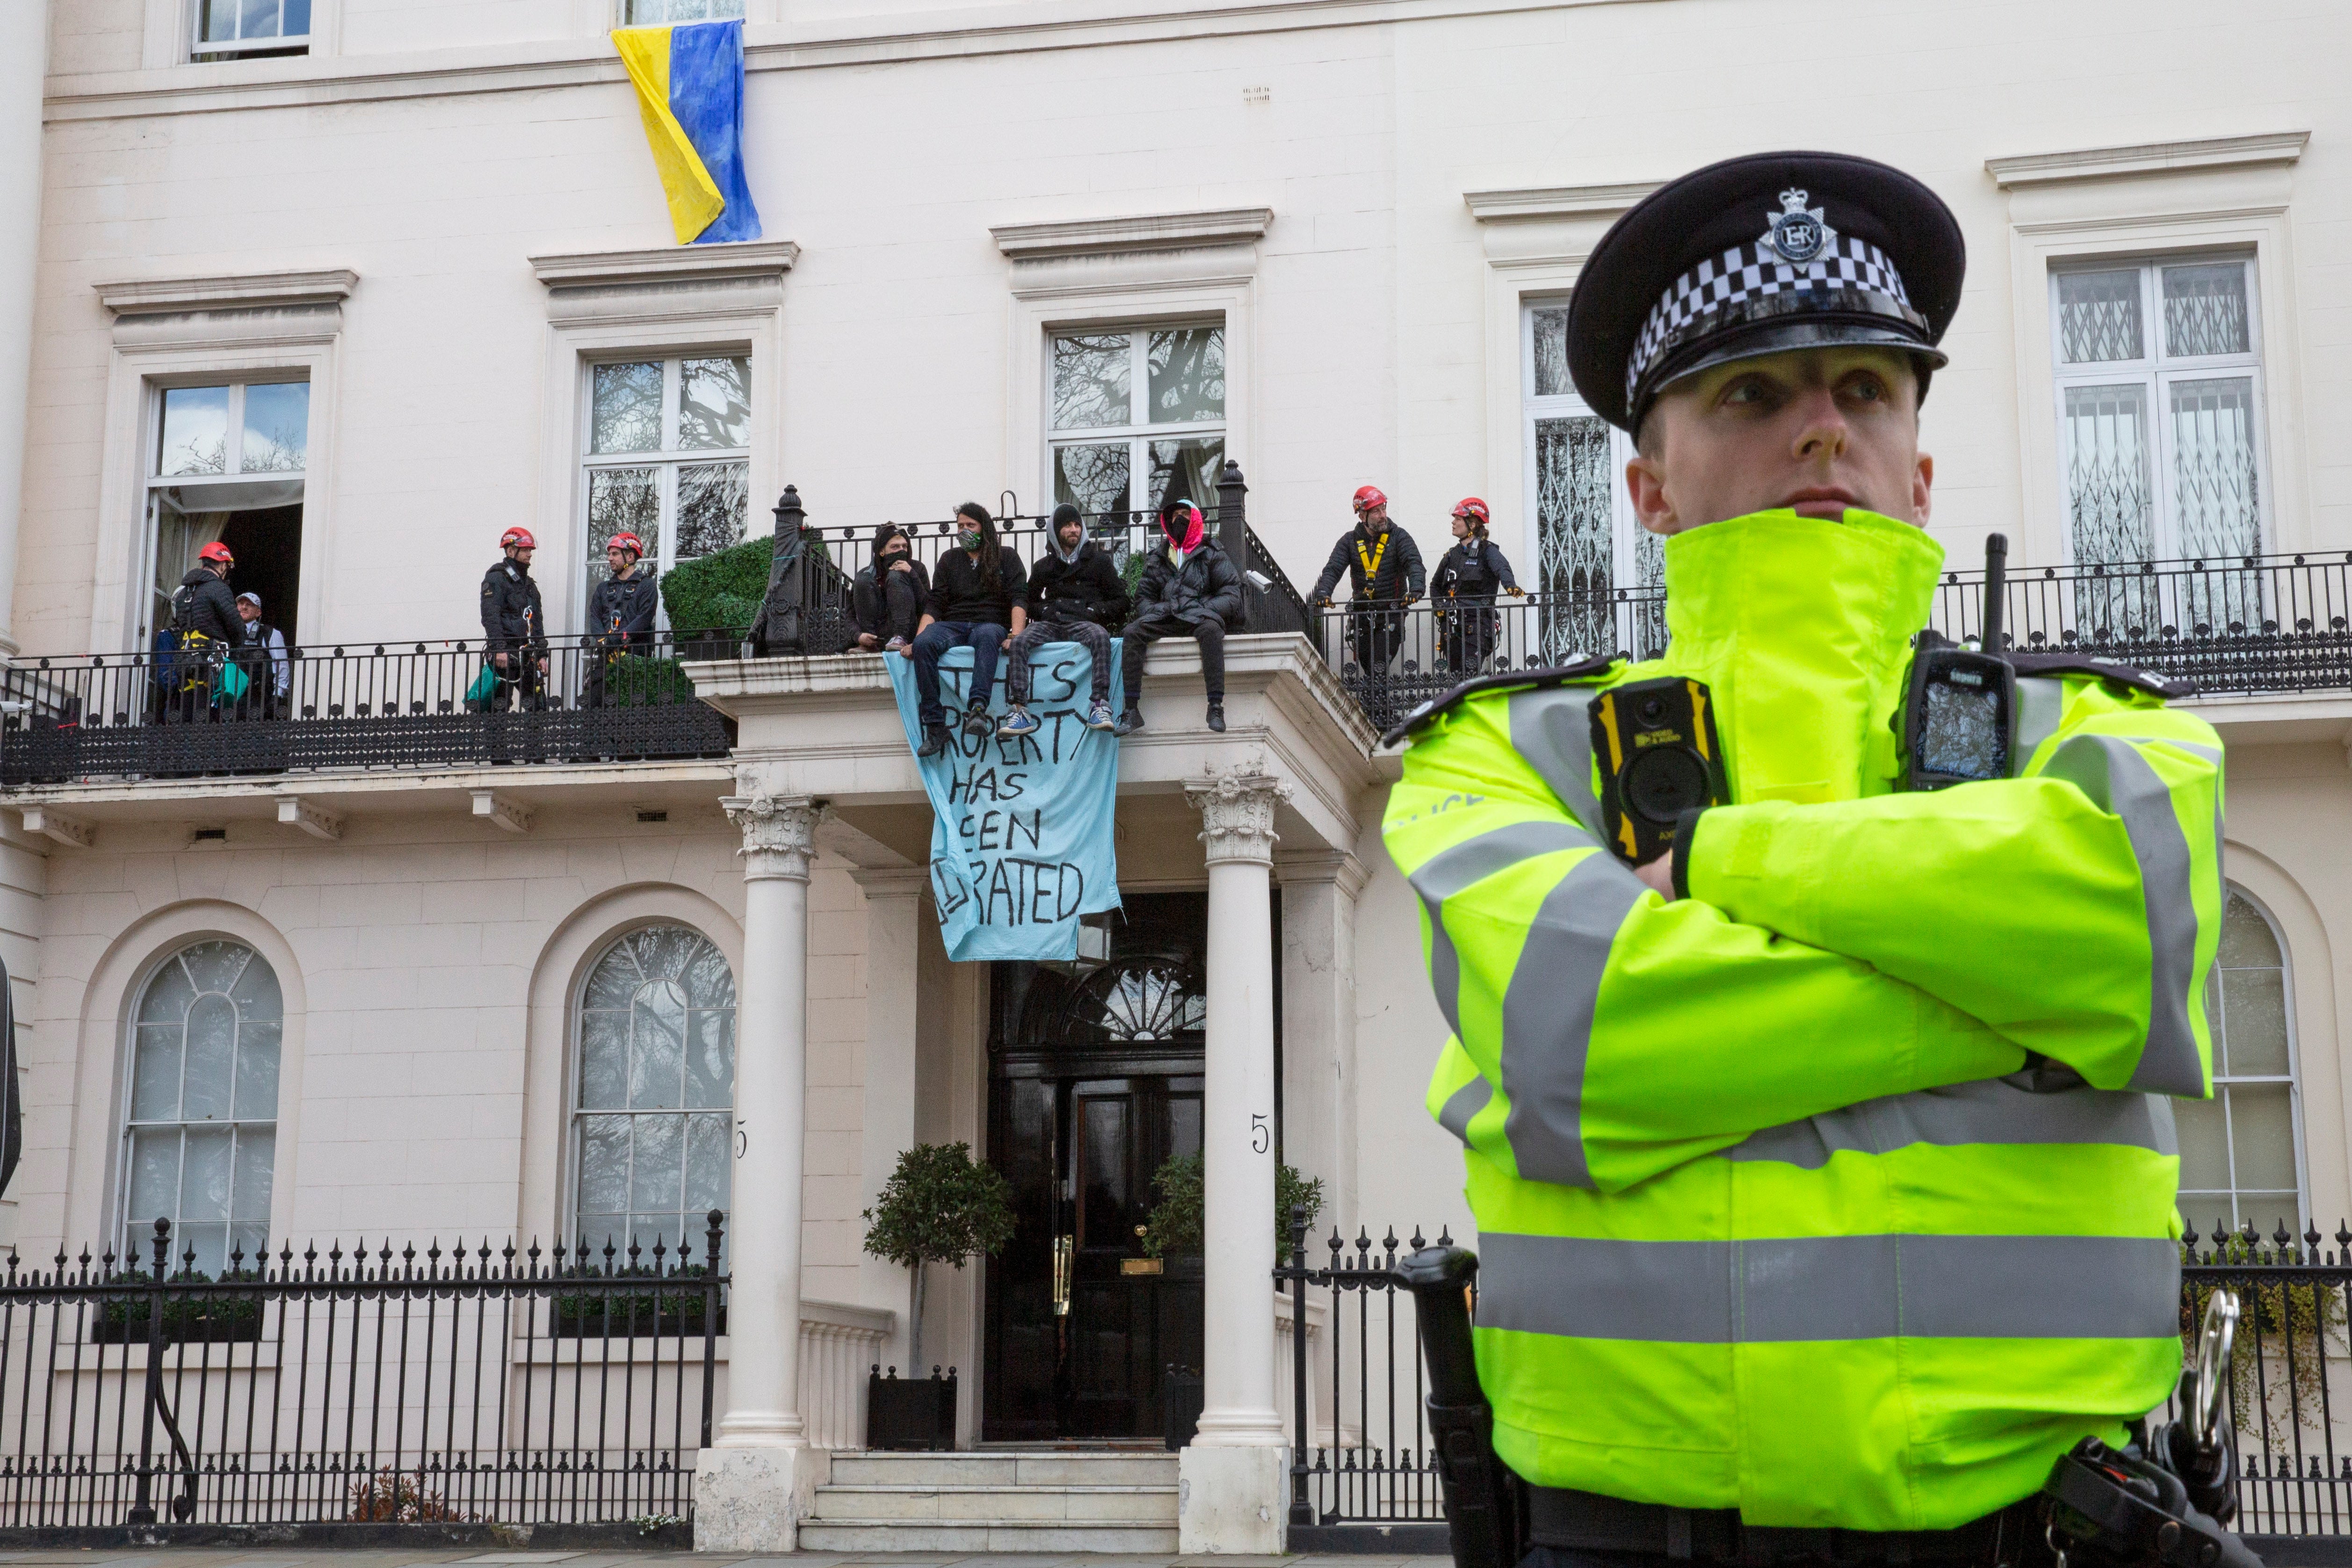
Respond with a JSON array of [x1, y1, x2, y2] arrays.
[[1205, 700, 1225, 733], [917, 722, 952, 758], [1114, 707, 1145, 737], [961, 699, 994, 737]]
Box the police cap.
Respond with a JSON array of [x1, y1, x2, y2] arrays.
[[1566, 151, 1965, 433]]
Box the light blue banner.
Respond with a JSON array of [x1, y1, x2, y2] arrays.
[[886, 641, 1123, 962]]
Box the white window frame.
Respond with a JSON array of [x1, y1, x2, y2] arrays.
[[617, 0, 745, 22], [141, 375, 313, 643], [2181, 885, 2308, 1233], [2048, 253, 2272, 566], [1043, 320, 1230, 532], [576, 353, 753, 631], [187, 0, 311, 60], [1518, 299, 1643, 593]]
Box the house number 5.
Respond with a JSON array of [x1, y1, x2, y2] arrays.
[[1250, 1115, 1270, 1154]]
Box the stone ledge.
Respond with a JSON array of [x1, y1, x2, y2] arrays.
[[1986, 130, 2309, 188]]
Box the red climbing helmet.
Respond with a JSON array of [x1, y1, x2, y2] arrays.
[[1353, 485, 1388, 513], [1452, 498, 1491, 526], [607, 532, 644, 558], [500, 527, 537, 550], [197, 542, 234, 564]]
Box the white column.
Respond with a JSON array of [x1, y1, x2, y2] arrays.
[[0, 3, 47, 652], [1180, 767, 1291, 1554], [696, 792, 828, 1553], [1276, 850, 1366, 1247], [850, 865, 927, 1376]]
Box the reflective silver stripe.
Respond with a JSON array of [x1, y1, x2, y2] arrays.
[[2041, 734, 2203, 1096], [1499, 852, 1644, 1189], [2012, 676, 2069, 774], [1438, 1075, 1494, 1146], [1477, 1231, 2179, 1344], [1731, 1078, 2177, 1169], [1408, 821, 1598, 1037], [1509, 686, 1604, 835]]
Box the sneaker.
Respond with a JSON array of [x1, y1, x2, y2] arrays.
[[1113, 708, 1145, 737], [916, 723, 952, 758], [1086, 700, 1116, 730], [998, 705, 1041, 739], [883, 636, 908, 652], [962, 701, 994, 737], [1206, 701, 1226, 733]]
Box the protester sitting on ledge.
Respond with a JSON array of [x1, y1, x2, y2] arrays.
[[852, 522, 929, 652], [1000, 503, 1127, 737], [1116, 497, 1242, 737], [902, 501, 1027, 758]]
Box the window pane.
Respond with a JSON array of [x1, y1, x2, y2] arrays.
[[585, 942, 643, 1009], [1147, 327, 1225, 423], [687, 1007, 733, 1110], [1052, 333, 1131, 432], [139, 957, 194, 1024], [240, 382, 309, 474], [126, 1129, 181, 1234], [629, 1113, 684, 1213], [132, 1026, 183, 1123], [1054, 443, 1130, 516], [233, 1020, 280, 1120], [632, 979, 688, 1109], [580, 1009, 629, 1109], [2222, 966, 2290, 1078], [231, 1127, 273, 1226], [2226, 1083, 2298, 1198], [181, 940, 248, 996], [1531, 306, 1572, 397], [683, 936, 735, 1010], [159, 387, 230, 477], [180, 1127, 233, 1222], [2169, 376, 2261, 564], [591, 362, 664, 454], [679, 358, 750, 450], [198, 0, 238, 42], [2164, 264, 2251, 358], [578, 1117, 630, 1216], [282, 0, 310, 35], [239, 0, 282, 40], [2062, 383, 2153, 566], [230, 954, 282, 1019], [2057, 270, 2145, 364], [180, 993, 237, 1122], [676, 462, 748, 560], [1534, 415, 1618, 665], [1147, 437, 1223, 517], [2221, 893, 2281, 968], [685, 1113, 730, 1213], [588, 469, 661, 615]]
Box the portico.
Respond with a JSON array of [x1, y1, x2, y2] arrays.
[[684, 632, 1384, 1553]]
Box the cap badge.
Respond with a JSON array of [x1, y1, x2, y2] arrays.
[[1761, 188, 1835, 264]]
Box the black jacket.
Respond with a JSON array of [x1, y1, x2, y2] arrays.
[[1432, 538, 1519, 604], [480, 558, 547, 654], [1310, 522, 1426, 605], [1131, 538, 1243, 629], [1026, 542, 1130, 630], [852, 556, 931, 644], [925, 545, 1028, 626], [589, 569, 661, 649], [170, 568, 241, 643]]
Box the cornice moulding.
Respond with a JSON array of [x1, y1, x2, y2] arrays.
[[1464, 181, 1662, 223], [530, 240, 802, 289], [1986, 131, 2309, 190], [992, 208, 1274, 261], [94, 268, 358, 317]]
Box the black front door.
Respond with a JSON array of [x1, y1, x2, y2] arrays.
[[984, 897, 1209, 1442]]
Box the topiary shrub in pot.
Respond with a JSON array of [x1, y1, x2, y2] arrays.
[[860, 1142, 1014, 1449]]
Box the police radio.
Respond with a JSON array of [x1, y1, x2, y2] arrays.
[[1589, 677, 1729, 867], [1903, 533, 2017, 790]]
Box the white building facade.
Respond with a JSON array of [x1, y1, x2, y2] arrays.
[[0, 0, 2347, 1552]]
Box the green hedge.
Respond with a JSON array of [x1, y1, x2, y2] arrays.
[[605, 653, 696, 707], [659, 532, 832, 640]]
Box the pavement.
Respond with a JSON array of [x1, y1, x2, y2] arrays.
[[0, 1555, 1447, 1568]]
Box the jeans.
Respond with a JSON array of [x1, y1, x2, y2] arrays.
[[912, 620, 1007, 726], [1005, 619, 1113, 706], [1122, 612, 1225, 708]]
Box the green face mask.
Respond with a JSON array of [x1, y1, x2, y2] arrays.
[[958, 528, 983, 551]]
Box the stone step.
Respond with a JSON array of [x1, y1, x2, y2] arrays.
[[797, 1520, 1182, 1554], [825, 1449, 1179, 1487], [810, 1482, 1178, 1524]]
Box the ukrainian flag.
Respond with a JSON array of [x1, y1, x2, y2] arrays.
[[613, 19, 763, 245]]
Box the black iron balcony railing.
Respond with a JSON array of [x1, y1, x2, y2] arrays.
[[1319, 550, 2352, 738], [0, 632, 735, 786]]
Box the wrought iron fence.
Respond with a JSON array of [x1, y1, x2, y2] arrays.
[[0, 632, 735, 786], [0, 1214, 726, 1530]]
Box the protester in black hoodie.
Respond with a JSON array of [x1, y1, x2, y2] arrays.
[[1116, 498, 1242, 736], [903, 501, 1028, 756], [852, 523, 930, 652], [999, 503, 1127, 737]]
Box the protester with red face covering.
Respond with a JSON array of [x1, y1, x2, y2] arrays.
[[1115, 497, 1243, 735], [1307, 484, 1426, 675]]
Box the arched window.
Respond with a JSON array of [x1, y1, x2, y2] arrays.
[[573, 925, 736, 1261], [121, 940, 282, 1276], [2177, 889, 2303, 1230]]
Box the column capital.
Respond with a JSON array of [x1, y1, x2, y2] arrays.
[[1275, 847, 1368, 901], [722, 793, 819, 882], [1185, 766, 1289, 867]]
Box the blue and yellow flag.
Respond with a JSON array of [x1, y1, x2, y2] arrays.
[[613, 19, 762, 246]]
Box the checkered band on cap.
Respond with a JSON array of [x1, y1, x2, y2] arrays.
[[1625, 235, 1923, 406]]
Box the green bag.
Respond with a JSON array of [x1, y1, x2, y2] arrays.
[[213, 658, 250, 701], [465, 663, 502, 704]]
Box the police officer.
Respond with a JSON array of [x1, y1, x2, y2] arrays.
[[1382, 153, 2225, 1563], [1429, 498, 1520, 675], [479, 526, 549, 712], [584, 530, 660, 708]]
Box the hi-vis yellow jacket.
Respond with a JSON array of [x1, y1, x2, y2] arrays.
[[1382, 509, 2224, 1532]]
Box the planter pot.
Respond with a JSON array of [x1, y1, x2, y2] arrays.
[[867, 1366, 957, 1451], [1164, 1364, 1203, 1451]]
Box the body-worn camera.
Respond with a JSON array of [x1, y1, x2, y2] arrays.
[[1589, 677, 1729, 866], [1903, 533, 2016, 790]]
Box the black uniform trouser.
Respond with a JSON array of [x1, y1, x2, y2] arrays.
[[1122, 612, 1224, 708], [478, 653, 549, 712], [1442, 601, 1499, 672], [1346, 602, 1405, 672]]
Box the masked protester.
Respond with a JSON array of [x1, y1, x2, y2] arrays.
[[1382, 153, 2227, 1557], [1000, 502, 1126, 736], [1308, 484, 1426, 676], [476, 527, 550, 714], [1430, 497, 1521, 674], [584, 531, 660, 708], [1115, 498, 1242, 735], [904, 501, 1027, 757], [852, 523, 930, 652]]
